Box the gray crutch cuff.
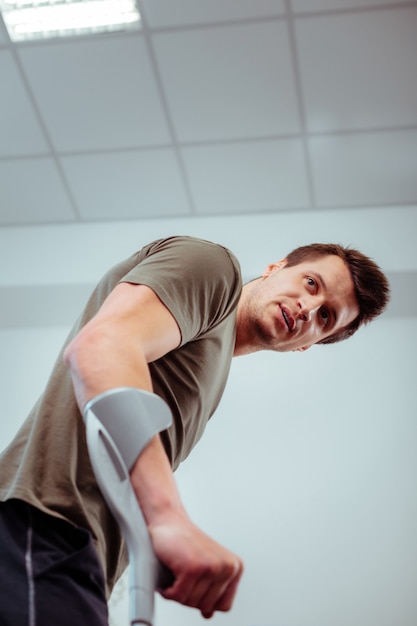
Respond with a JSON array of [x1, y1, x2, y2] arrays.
[[83, 387, 173, 472]]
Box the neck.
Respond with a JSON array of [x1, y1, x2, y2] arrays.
[[233, 342, 261, 357], [233, 281, 263, 357]]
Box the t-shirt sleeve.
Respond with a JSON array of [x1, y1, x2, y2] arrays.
[[118, 236, 242, 346]]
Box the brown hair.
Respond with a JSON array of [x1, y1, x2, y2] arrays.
[[284, 243, 390, 344]]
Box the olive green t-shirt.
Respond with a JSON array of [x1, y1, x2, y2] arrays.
[[0, 236, 242, 595]]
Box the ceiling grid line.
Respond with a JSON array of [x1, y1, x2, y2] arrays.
[[137, 0, 197, 216], [292, 0, 417, 20], [285, 0, 316, 210], [0, 9, 8, 45], [6, 43, 82, 220], [0, 123, 416, 162]]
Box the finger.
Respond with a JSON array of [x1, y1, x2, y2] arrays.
[[159, 573, 190, 603], [159, 565, 208, 606], [209, 559, 244, 615], [197, 576, 233, 616], [199, 574, 240, 619], [165, 566, 222, 608], [161, 563, 230, 612], [198, 558, 244, 618]]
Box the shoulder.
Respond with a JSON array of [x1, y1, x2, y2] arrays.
[[132, 236, 241, 289], [140, 235, 239, 269], [125, 236, 242, 343]]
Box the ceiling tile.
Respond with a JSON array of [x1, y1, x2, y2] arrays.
[[309, 130, 417, 207], [182, 138, 310, 215], [18, 35, 171, 152], [292, 0, 407, 11], [142, 0, 286, 28], [0, 50, 49, 157], [0, 158, 76, 225], [296, 8, 417, 131], [153, 21, 301, 142], [60, 149, 191, 220]]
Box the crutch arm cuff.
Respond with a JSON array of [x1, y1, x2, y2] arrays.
[[83, 387, 173, 472]]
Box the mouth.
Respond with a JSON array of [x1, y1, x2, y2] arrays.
[[281, 306, 294, 331]]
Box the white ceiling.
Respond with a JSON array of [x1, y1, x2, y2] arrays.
[[0, 0, 416, 227], [0, 0, 416, 326]]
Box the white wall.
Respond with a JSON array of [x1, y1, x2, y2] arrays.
[[1, 317, 416, 626], [167, 317, 417, 626], [1, 206, 416, 289], [0, 208, 416, 626]]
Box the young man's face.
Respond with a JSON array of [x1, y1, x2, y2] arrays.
[[244, 254, 360, 352]]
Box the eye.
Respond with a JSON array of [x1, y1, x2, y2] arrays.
[[320, 308, 330, 326], [306, 277, 316, 290]]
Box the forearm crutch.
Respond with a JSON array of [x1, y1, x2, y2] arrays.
[[84, 388, 174, 626]]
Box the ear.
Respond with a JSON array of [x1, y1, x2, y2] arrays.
[[262, 258, 287, 279], [295, 345, 311, 352]]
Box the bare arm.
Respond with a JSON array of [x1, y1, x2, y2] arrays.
[[64, 282, 243, 618], [63, 282, 179, 403]]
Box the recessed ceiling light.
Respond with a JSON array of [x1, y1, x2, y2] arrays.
[[0, 0, 141, 42]]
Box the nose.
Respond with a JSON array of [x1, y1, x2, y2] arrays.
[[297, 297, 320, 322]]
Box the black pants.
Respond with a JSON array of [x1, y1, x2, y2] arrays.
[[0, 499, 109, 626]]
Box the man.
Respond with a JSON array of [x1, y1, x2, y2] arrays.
[[0, 236, 389, 625]]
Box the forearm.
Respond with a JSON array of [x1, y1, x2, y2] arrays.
[[131, 432, 243, 620], [129, 433, 185, 527]]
